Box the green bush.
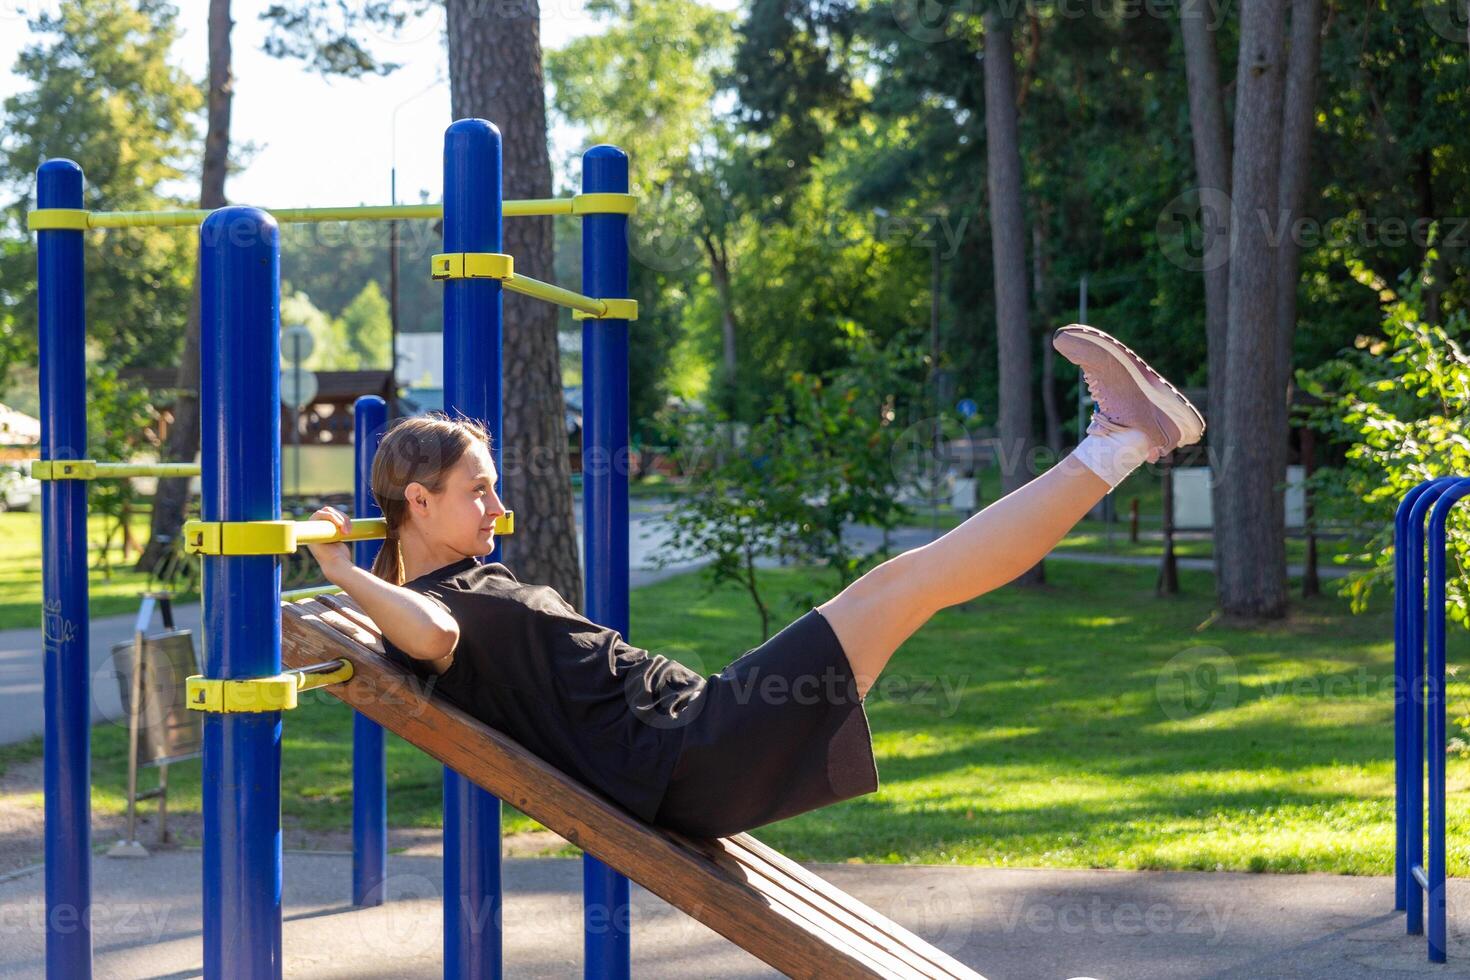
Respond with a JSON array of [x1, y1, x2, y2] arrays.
[[1297, 251, 1470, 626]]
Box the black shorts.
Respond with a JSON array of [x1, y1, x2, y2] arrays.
[[652, 607, 880, 838]]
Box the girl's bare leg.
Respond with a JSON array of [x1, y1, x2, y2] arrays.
[[817, 324, 1206, 699], [817, 460, 1110, 698]]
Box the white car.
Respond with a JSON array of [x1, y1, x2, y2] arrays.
[[0, 462, 38, 512]]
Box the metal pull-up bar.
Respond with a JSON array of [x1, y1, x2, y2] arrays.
[[26, 192, 634, 231]]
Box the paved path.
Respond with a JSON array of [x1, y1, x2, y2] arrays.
[[0, 850, 1462, 978], [0, 510, 1348, 748]]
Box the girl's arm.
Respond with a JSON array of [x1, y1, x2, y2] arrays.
[[304, 508, 459, 665]]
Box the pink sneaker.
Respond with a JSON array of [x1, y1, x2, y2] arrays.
[[1052, 324, 1206, 462]]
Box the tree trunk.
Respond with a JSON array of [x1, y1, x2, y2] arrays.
[[1218, 0, 1289, 618], [984, 11, 1041, 585], [137, 0, 232, 575], [1179, 0, 1232, 587], [1274, 0, 1321, 374], [1033, 219, 1061, 455], [1274, 0, 1322, 602], [703, 234, 739, 413], [446, 0, 583, 610]]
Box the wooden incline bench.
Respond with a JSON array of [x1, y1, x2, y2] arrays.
[[281, 593, 987, 980]]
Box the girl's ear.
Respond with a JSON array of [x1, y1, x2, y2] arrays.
[[404, 480, 431, 515]]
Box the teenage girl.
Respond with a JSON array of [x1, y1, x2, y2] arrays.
[[305, 325, 1204, 838]]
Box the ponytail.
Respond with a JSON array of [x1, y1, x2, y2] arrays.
[[371, 530, 406, 586]]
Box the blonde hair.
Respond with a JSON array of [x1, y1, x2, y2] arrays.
[[369, 411, 493, 585]]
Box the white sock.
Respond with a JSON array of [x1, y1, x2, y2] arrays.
[[1065, 424, 1152, 489]]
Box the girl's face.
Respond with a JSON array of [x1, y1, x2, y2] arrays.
[[418, 441, 507, 557]]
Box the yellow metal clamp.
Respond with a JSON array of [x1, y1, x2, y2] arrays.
[[31, 460, 96, 480], [186, 660, 354, 713], [573, 299, 640, 321], [430, 252, 514, 281], [27, 209, 90, 231], [571, 193, 636, 215], [183, 511, 514, 555]]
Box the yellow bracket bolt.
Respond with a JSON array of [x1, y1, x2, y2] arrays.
[[31, 460, 97, 480], [573, 299, 639, 322]]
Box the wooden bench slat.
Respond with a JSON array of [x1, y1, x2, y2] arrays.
[[729, 834, 983, 979], [279, 599, 987, 980], [694, 835, 939, 980]]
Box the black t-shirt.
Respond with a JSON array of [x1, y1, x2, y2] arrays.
[[379, 556, 707, 822]]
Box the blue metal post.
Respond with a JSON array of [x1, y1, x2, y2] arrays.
[[580, 144, 633, 979], [37, 158, 93, 979], [442, 118, 505, 979], [1425, 479, 1470, 964], [1403, 476, 1458, 939], [1394, 479, 1439, 912], [199, 207, 284, 978], [353, 395, 389, 907]]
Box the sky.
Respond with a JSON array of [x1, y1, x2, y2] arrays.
[[0, 0, 612, 206]]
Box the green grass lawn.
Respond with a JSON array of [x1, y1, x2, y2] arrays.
[[0, 509, 199, 630], [12, 558, 1463, 876]]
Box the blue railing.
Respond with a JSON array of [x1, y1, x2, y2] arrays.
[[1395, 475, 1470, 963]]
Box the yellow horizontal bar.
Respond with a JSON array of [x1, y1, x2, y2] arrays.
[[506, 199, 572, 217], [185, 511, 514, 555], [502, 274, 608, 316], [295, 659, 355, 693], [292, 516, 392, 546], [32, 459, 201, 480], [30, 193, 636, 232], [282, 584, 344, 602]]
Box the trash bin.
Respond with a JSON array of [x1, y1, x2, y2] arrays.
[[109, 628, 202, 766], [106, 592, 202, 858]]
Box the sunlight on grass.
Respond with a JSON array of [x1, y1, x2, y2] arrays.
[[14, 552, 1465, 875], [0, 509, 198, 629]]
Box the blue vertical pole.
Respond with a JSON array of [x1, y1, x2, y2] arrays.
[[199, 207, 284, 978], [442, 118, 505, 980], [1394, 480, 1437, 913], [353, 395, 389, 907], [1403, 476, 1458, 938], [1425, 480, 1470, 964], [580, 145, 633, 979], [37, 158, 93, 979]]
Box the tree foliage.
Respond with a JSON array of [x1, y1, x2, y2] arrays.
[[1298, 250, 1470, 626], [652, 322, 925, 636], [0, 0, 202, 381]]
